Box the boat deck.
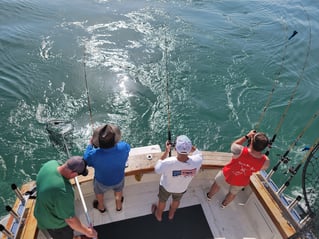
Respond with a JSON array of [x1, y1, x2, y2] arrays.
[[69, 146, 297, 239], [75, 172, 247, 238], [69, 170, 284, 239], [2, 147, 299, 239]]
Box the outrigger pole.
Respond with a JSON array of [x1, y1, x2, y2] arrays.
[[165, 31, 172, 156]]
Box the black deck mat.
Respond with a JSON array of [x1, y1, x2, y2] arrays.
[[94, 204, 214, 239]]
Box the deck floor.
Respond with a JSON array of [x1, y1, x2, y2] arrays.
[[94, 204, 213, 239], [73, 170, 276, 239]]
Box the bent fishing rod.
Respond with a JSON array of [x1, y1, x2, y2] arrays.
[[83, 54, 94, 131], [264, 9, 312, 156], [265, 108, 319, 180], [255, 28, 298, 132], [165, 31, 172, 156], [254, 20, 297, 130]]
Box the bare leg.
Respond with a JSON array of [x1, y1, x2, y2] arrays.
[[222, 192, 236, 206], [207, 181, 220, 199], [96, 193, 105, 211], [168, 200, 180, 220], [154, 201, 166, 222], [114, 191, 123, 210]]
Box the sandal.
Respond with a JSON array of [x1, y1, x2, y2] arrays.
[[116, 196, 124, 211], [93, 200, 106, 213], [220, 203, 227, 209], [206, 193, 212, 201]]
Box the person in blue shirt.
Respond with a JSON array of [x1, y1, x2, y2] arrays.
[[83, 124, 130, 212]]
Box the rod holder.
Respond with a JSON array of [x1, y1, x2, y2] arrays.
[[265, 169, 275, 181], [5, 205, 20, 221], [287, 195, 302, 210], [0, 224, 14, 238], [11, 183, 25, 205], [300, 214, 312, 227], [277, 181, 290, 196]]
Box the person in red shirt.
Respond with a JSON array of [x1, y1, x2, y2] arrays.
[[206, 130, 270, 208]]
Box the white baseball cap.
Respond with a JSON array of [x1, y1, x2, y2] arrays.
[[175, 135, 192, 154]]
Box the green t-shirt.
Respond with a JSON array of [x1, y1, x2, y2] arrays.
[[34, 160, 75, 229]]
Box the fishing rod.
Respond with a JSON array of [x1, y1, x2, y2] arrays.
[[61, 135, 95, 234], [276, 137, 319, 195], [165, 31, 172, 156], [46, 120, 95, 235], [254, 18, 297, 130], [80, 55, 97, 232], [264, 7, 312, 156], [265, 108, 319, 180], [83, 55, 94, 131]]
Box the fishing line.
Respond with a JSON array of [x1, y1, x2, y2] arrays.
[[164, 30, 172, 156], [276, 137, 319, 195], [83, 54, 94, 131], [265, 108, 319, 180], [265, 4, 312, 155], [254, 19, 293, 131]]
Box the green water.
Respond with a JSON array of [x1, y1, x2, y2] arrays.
[[0, 0, 318, 221]]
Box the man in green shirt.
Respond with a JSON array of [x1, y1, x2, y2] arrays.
[[34, 156, 97, 239]]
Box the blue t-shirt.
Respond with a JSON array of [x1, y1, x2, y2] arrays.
[[83, 141, 130, 186]]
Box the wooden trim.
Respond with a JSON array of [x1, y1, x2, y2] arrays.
[[72, 151, 232, 185], [249, 173, 297, 239], [2, 182, 38, 239], [19, 199, 38, 239]]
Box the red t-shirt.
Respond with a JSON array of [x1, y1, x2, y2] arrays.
[[222, 147, 266, 186]]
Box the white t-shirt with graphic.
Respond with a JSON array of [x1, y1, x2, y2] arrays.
[[154, 149, 203, 193]]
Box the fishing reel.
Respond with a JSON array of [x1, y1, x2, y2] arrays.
[[169, 141, 176, 147], [279, 154, 290, 164]]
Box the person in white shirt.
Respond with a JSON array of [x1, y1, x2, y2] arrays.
[[152, 135, 203, 221]]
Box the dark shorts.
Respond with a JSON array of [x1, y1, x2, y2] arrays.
[[47, 225, 73, 239], [158, 185, 185, 202]]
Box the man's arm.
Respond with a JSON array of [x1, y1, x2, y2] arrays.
[[65, 216, 97, 238], [261, 156, 270, 170], [231, 130, 256, 156], [160, 140, 172, 160]]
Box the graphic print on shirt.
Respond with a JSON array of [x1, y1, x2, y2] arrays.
[[231, 161, 257, 176], [172, 168, 197, 177]]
